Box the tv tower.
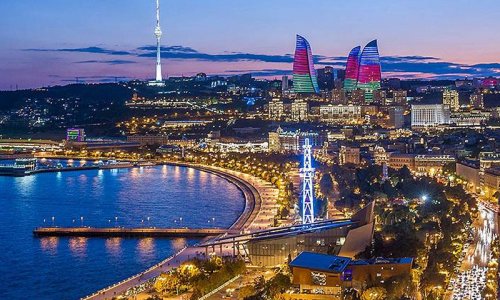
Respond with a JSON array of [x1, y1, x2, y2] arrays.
[[150, 0, 164, 86], [300, 138, 315, 224]]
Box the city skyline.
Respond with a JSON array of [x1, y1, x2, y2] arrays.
[[1, 0, 500, 89]]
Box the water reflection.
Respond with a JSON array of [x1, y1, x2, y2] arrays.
[[40, 237, 59, 255], [137, 238, 155, 262], [171, 238, 188, 251], [105, 238, 122, 257], [69, 237, 88, 258]]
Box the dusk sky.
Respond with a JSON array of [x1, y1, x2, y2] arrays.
[[1, 0, 500, 89]]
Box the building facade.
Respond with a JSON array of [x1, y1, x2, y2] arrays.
[[268, 98, 284, 120], [319, 105, 362, 124], [411, 104, 451, 127], [357, 40, 382, 103], [293, 35, 320, 94], [442, 89, 460, 112], [343, 46, 361, 92]]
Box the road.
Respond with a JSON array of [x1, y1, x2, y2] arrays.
[[449, 202, 499, 299]]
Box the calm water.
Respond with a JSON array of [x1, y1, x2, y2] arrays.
[[0, 165, 245, 299]]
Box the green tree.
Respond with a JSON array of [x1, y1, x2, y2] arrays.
[[361, 287, 387, 300]]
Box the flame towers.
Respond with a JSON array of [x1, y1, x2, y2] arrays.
[[357, 40, 381, 102], [293, 35, 319, 94], [343, 40, 381, 102], [343, 46, 361, 92]]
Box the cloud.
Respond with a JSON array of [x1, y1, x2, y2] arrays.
[[74, 59, 137, 65], [25, 46, 131, 56], [22, 45, 500, 79]]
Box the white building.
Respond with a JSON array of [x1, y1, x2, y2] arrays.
[[319, 104, 362, 123], [411, 104, 451, 127]]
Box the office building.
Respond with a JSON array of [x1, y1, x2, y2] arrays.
[[268, 127, 321, 153], [291, 99, 309, 122], [373, 90, 387, 105], [470, 92, 484, 109], [350, 89, 365, 104], [388, 106, 404, 129], [339, 146, 361, 165], [442, 89, 460, 111], [411, 104, 451, 127], [319, 105, 362, 124], [268, 98, 284, 120], [331, 88, 347, 104], [393, 90, 408, 105], [282, 75, 289, 92], [293, 35, 319, 94]]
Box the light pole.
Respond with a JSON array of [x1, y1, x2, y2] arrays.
[[147, 217, 150, 227], [51, 216, 55, 227], [115, 216, 118, 227], [80, 216, 84, 227]]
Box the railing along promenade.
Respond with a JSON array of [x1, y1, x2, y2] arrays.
[[33, 227, 231, 238]]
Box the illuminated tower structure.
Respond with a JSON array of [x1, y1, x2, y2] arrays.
[[343, 46, 361, 92], [357, 40, 381, 102], [300, 138, 315, 224], [149, 0, 165, 86], [293, 35, 320, 94]]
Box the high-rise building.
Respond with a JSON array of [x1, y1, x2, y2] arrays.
[[411, 104, 451, 127], [350, 89, 365, 105], [470, 92, 484, 109], [317, 66, 335, 91], [282, 75, 289, 92], [293, 35, 319, 94], [268, 98, 284, 120], [393, 90, 407, 105], [442, 89, 460, 111], [388, 106, 404, 129], [344, 46, 361, 92], [357, 40, 382, 103], [291, 99, 309, 121], [373, 90, 387, 105], [332, 88, 347, 104]]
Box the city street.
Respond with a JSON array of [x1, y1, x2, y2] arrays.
[[449, 202, 499, 299]]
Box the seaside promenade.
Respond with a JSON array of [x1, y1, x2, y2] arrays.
[[82, 163, 279, 300]]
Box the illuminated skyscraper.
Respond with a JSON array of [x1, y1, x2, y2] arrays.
[[293, 35, 319, 94], [343, 46, 361, 92], [357, 40, 381, 102]]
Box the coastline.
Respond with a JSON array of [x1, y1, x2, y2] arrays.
[[81, 161, 277, 300]]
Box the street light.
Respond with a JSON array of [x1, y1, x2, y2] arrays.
[[80, 216, 84, 227]]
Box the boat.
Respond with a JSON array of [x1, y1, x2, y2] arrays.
[[135, 161, 156, 167], [0, 158, 37, 176], [99, 160, 134, 169]]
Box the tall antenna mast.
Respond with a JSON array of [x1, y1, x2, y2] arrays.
[[154, 0, 163, 82]]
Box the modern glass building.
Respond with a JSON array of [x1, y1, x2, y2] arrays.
[[293, 35, 320, 94], [343, 46, 361, 92], [357, 40, 382, 102]]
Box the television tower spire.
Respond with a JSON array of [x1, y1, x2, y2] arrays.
[[154, 0, 163, 82], [300, 138, 315, 224]]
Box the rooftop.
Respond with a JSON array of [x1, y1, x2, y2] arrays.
[[290, 252, 352, 273]]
